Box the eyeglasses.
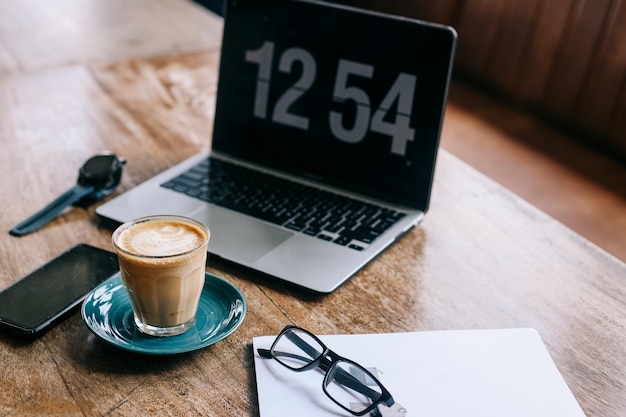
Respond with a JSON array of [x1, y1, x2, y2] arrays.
[[257, 325, 400, 416]]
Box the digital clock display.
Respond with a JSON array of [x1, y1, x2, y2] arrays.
[[213, 0, 456, 210]]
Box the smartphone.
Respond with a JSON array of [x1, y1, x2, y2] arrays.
[[0, 244, 119, 339]]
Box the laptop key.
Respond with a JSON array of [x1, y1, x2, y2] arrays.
[[333, 236, 351, 246], [284, 220, 307, 231], [303, 228, 320, 236]]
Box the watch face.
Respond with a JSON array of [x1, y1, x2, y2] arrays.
[[213, 0, 456, 210], [81, 155, 115, 179], [79, 154, 124, 188]]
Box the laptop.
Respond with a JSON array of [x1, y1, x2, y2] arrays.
[[96, 0, 457, 293]]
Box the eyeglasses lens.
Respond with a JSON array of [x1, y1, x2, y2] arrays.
[[272, 328, 324, 370], [325, 360, 383, 413]]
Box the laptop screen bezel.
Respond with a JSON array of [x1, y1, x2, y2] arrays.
[[212, 0, 457, 212]]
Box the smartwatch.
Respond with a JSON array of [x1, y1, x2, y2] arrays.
[[9, 152, 125, 236]]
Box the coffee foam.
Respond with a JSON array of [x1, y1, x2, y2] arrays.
[[117, 220, 207, 257]]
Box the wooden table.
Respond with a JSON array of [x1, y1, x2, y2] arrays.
[[1, 1, 624, 416]]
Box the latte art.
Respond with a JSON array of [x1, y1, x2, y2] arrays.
[[117, 220, 206, 257]]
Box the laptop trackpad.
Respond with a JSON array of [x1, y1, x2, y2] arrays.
[[190, 206, 293, 263]]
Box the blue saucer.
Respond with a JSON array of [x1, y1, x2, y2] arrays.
[[81, 272, 246, 354]]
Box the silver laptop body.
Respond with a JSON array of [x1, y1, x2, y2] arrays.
[[96, 0, 457, 293]]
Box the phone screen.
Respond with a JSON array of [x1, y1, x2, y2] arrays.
[[0, 244, 119, 338]]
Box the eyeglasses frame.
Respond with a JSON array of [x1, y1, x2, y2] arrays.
[[257, 325, 396, 417]]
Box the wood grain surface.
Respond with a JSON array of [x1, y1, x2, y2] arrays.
[[0, 1, 624, 416]]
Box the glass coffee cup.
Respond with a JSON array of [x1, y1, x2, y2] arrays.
[[112, 215, 210, 337]]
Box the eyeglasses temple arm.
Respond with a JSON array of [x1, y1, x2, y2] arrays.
[[257, 348, 315, 364], [257, 348, 273, 358]]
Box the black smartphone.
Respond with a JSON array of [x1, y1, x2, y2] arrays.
[[0, 244, 119, 339]]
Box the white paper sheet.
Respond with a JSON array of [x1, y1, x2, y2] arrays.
[[252, 328, 586, 417]]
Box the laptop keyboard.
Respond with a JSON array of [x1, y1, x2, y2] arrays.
[[161, 157, 405, 251]]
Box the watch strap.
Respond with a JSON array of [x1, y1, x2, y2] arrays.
[[9, 184, 95, 236]]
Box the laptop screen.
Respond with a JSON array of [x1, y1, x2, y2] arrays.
[[213, 0, 456, 211]]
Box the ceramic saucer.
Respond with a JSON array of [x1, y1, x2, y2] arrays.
[[81, 272, 246, 354]]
